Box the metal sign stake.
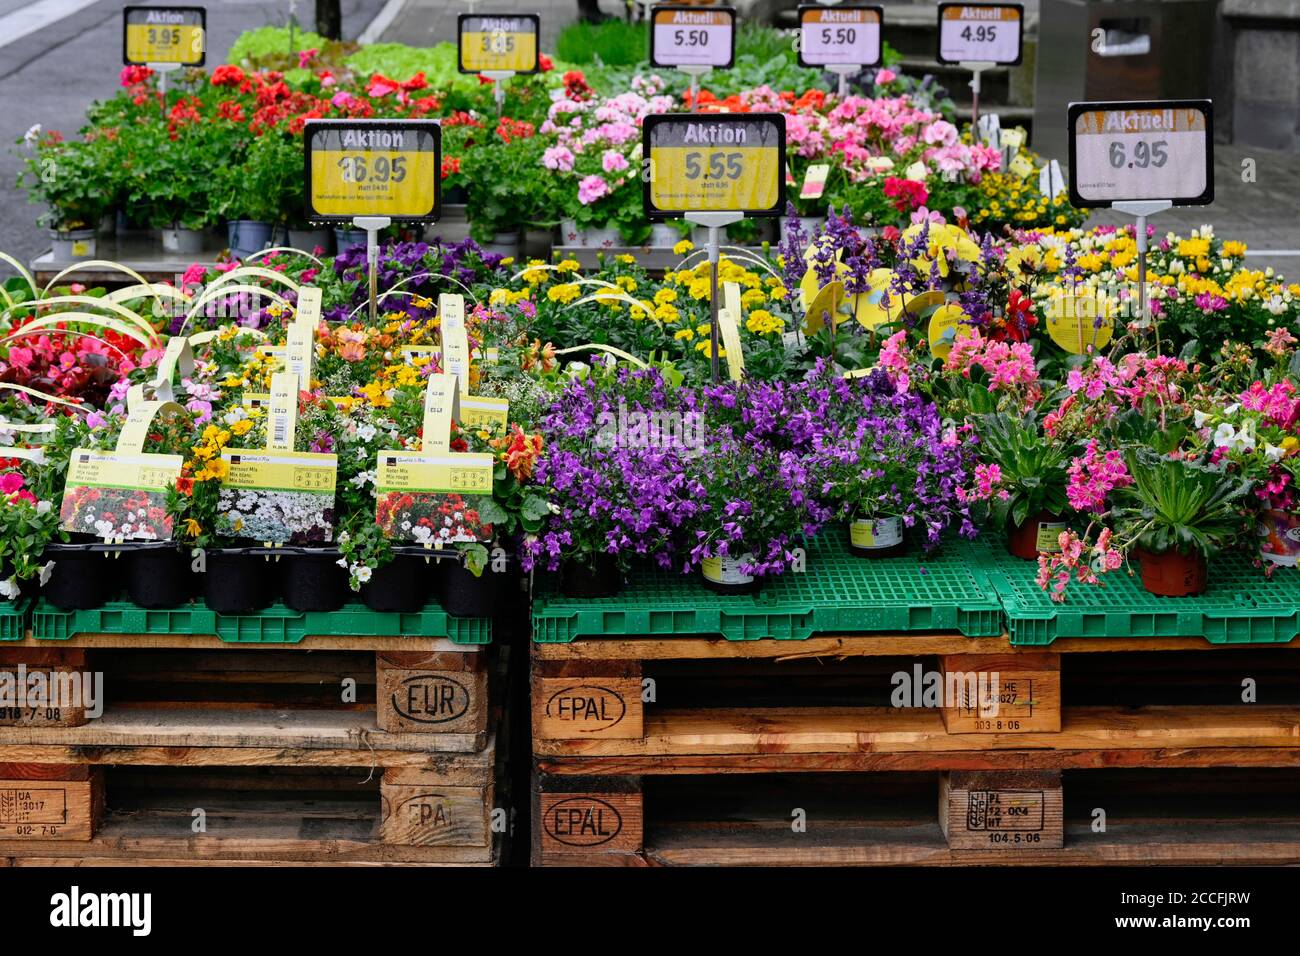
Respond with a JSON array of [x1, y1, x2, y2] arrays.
[[680, 64, 712, 113], [686, 210, 744, 382], [958, 60, 995, 133], [354, 215, 393, 325], [1112, 199, 1172, 345], [827, 64, 856, 100], [483, 69, 514, 116]]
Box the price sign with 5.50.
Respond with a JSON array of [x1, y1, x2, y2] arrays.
[[1067, 100, 1214, 207], [304, 120, 441, 222], [123, 6, 205, 66], [644, 114, 785, 217], [798, 5, 882, 68], [937, 3, 1023, 64], [649, 5, 736, 69], [458, 14, 540, 74]]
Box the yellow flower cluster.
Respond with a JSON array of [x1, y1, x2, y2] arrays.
[[189, 423, 237, 482]]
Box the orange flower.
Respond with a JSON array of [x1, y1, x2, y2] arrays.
[[493, 424, 544, 481]]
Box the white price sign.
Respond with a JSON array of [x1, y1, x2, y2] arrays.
[[1068, 100, 1214, 207], [937, 3, 1023, 65], [650, 5, 735, 69], [797, 5, 882, 68]]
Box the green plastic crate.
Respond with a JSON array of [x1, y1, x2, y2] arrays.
[[0, 599, 31, 642], [30, 599, 491, 645], [532, 535, 1004, 642], [975, 537, 1300, 646]]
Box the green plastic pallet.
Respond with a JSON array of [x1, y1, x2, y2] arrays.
[[0, 599, 31, 642], [975, 538, 1300, 646], [532, 535, 1004, 642], [30, 599, 491, 645]]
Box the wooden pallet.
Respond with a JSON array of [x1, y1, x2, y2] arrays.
[[0, 638, 509, 864], [531, 633, 1300, 865]]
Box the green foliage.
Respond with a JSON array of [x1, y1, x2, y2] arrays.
[[1112, 450, 1251, 558], [977, 412, 1072, 528], [555, 20, 647, 66]]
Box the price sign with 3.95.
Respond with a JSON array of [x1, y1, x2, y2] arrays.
[[937, 3, 1023, 64], [649, 5, 736, 69], [304, 120, 441, 221], [123, 6, 205, 66], [643, 114, 785, 217], [797, 5, 882, 68], [1068, 100, 1214, 207], [458, 14, 540, 74]]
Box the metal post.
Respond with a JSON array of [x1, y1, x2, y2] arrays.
[[1112, 200, 1171, 345], [353, 215, 392, 325], [686, 210, 744, 383], [482, 70, 514, 117], [959, 62, 995, 138], [680, 65, 711, 113]]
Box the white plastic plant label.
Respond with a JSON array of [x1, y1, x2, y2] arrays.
[[797, 5, 882, 68]]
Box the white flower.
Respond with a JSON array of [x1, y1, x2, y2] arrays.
[[1212, 423, 1237, 448], [354, 566, 373, 583], [336, 558, 348, 568], [39, 561, 54, 586], [337, 531, 350, 544], [1223, 403, 1240, 417], [1193, 410, 1210, 428], [1265, 443, 1285, 462], [22, 124, 40, 148], [0, 578, 19, 600], [357, 424, 377, 443]]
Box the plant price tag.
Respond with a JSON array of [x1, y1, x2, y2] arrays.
[[294, 287, 323, 328], [644, 113, 786, 217], [797, 5, 882, 68], [937, 3, 1023, 64], [267, 371, 298, 451], [1067, 100, 1213, 207], [422, 372, 460, 455], [304, 120, 442, 221], [60, 450, 183, 540], [800, 163, 830, 200], [458, 14, 540, 73], [461, 396, 510, 431], [374, 452, 496, 544], [215, 451, 338, 544], [123, 6, 205, 66], [649, 5, 736, 69]]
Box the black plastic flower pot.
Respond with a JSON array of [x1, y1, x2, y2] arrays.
[[203, 551, 277, 615], [361, 555, 433, 613], [41, 546, 123, 610], [437, 560, 506, 618], [281, 551, 349, 612], [125, 547, 195, 609], [560, 557, 623, 599]]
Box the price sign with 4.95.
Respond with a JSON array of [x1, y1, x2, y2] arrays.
[[1068, 100, 1213, 207], [937, 3, 1023, 64], [649, 5, 736, 69], [123, 6, 205, 66], [304, 120, 441, 221], [458, 14, 540, 74], [644, 114, 785, 217], [798, 5, 882, 68]]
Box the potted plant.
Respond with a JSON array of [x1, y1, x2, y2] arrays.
[[17, 132, 111, 261], [970, 412, 1073, 560], [216, 132, 297, 259], [462, 124, 549, 258], [0, 469, 58, 604]]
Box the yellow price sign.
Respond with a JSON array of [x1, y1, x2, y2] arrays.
[[123, 6, 205, 66], [221, 451, 338, 495], [458, 14, 540, 74], [376, 452, 496, 496], [644, 114, 786, 216], [305, 120, 441, 221]]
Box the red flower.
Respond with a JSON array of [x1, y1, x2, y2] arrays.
[[211, 65, 245, 87], [882, 177, 928, 214], [539, 53, 553, 72], [120, 65, 154, 87]]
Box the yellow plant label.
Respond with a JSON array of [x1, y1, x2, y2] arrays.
[[459, 15, 539, 73], [439, 293, 471, 388], [1036, 520, 1067, 552], [646, 115, 784, 214], [718, 307, 745, 381], [124, 8, 205, 65], [461, 396, 510, 431], [1008, 153, 1035, 178], [294, 287, 323, 328], [220, 450, 337, 493], [306, 121, 440, 219], [421, 372, 460, 455], [376, 452, 495, 495], [267, 371, 298, 452], [65, 449, 183, 493]]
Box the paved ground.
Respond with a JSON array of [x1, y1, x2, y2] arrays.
[[0, 0, 385, 268], [380, 0, 582, 51]]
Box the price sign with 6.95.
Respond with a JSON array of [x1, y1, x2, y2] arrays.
[[123, 6, 205, 66], [937, 3, 1023, 64], [649, 5, 736, 69], [458, 14, 540, 74], [644, 114, 785, 217], [304, 120, 441, 222], [1067, 100, 1214, 207], [798, 5, 882, 68]]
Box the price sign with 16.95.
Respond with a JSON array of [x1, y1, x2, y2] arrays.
[[123, 5, 206, 66], [303, 120, 441, 222], [649, 5, 736, 69], [458, 14, 540, 74], [643, 113, 786, 217], [1067, 100, 1214, 207], [797, 5, 882, 68], [937, 3, 1023, 64]]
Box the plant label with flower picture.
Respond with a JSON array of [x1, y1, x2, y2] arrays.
[[1067, 101, 1214, 207], [457, 14, 540, 74], [304, 120, 442, 222], [59, 400, 185, 542], [649, 6, 736, 69], [643, 114, 786, 217], [800, 164, 831, 200], [797, 5, 882, 68], [123, 6, 205, 66], [374, 453, 497, 546], [215, 451, 338, 544], [936, 4, 1023, 65]]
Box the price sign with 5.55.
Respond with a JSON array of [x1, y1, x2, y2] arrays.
[[1067, 100, 1214, 207], [797, 5, 882, 68], [304, 120, 441, 222], [644, 113, 785, 217], [649, 5, 736, 69], [458, 14, 540, 74], [937, 3, 1023, 64], [123, 6, 205, 66]]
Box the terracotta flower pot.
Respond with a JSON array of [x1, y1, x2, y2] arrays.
[[1136, 548, 1208, 597], [1005, 511, 1068, 560]]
